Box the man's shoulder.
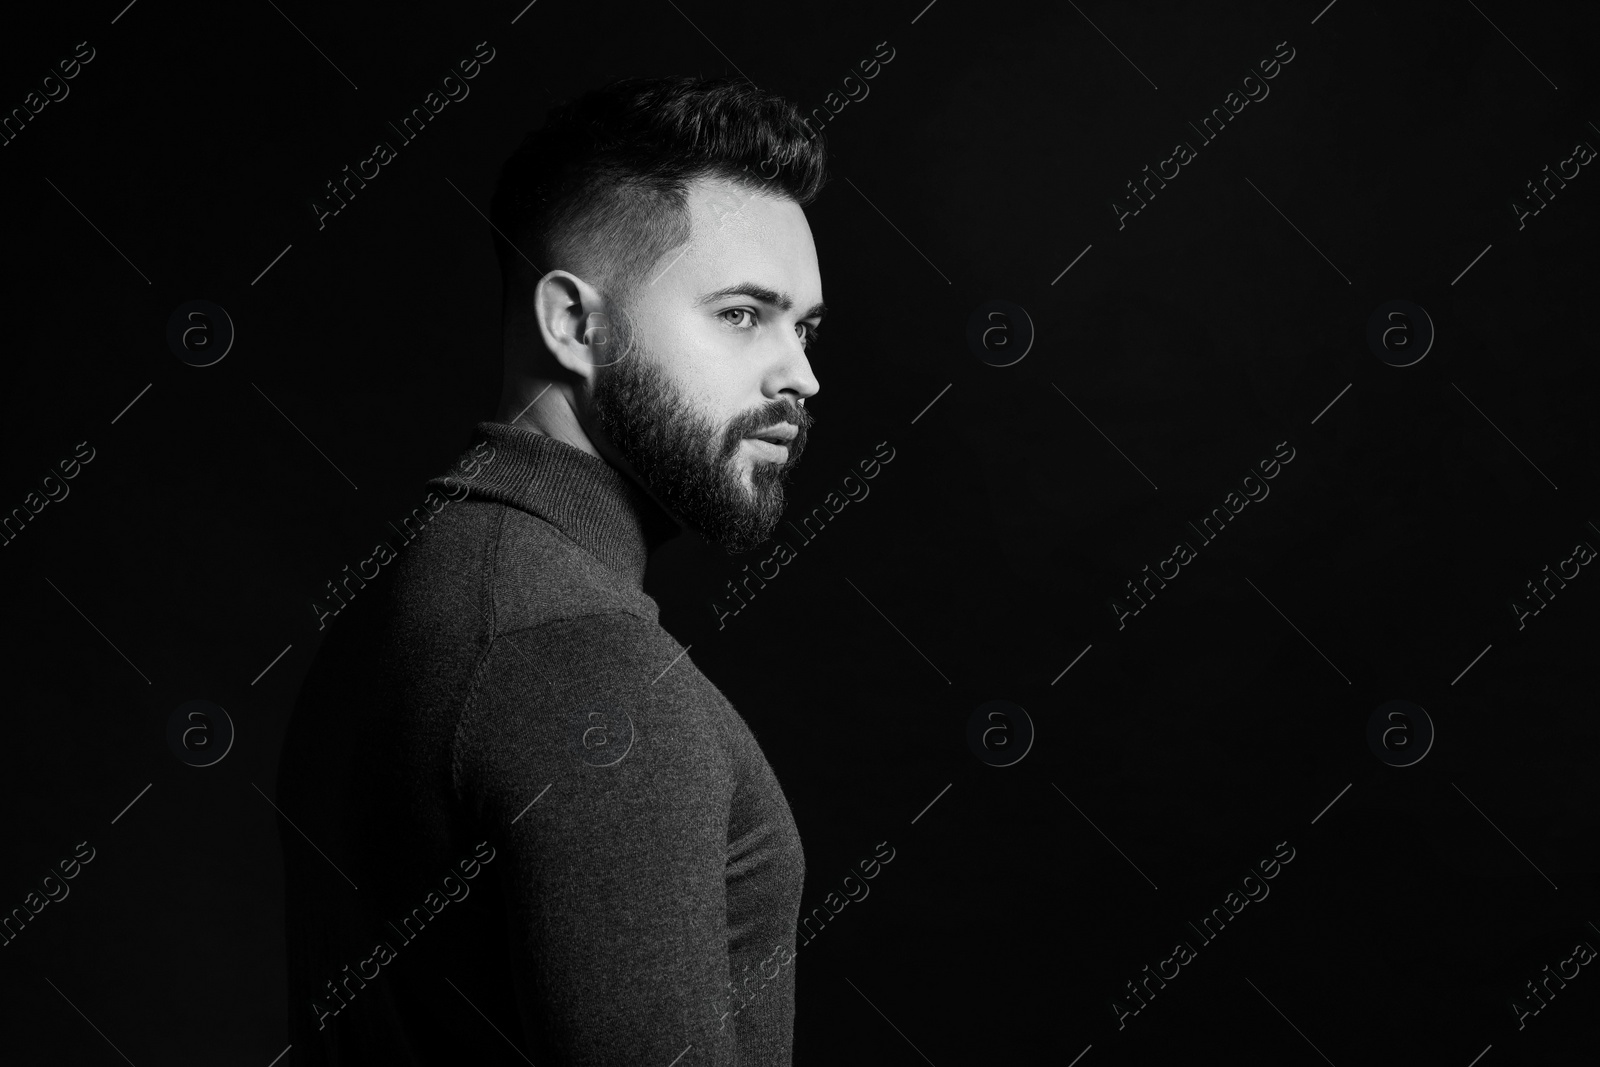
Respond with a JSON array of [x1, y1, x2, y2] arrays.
[[455, 607, 739, 805], [390, 496, 660, 638]]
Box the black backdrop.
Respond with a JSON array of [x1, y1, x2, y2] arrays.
[[2, 1, 1597, 1064]]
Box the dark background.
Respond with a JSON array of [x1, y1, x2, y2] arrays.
[[2, 0, 1597, 1063]]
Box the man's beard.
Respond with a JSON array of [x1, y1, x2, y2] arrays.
[[587, 315, 810, 555]]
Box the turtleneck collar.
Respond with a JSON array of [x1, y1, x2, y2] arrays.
[[425, 421, 681, 590]]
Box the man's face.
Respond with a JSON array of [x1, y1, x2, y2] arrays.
[[585, 175, 824, 554]]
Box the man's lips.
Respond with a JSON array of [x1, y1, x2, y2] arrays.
[[744, 437, 790, 460], [749, 423, 798, 444]]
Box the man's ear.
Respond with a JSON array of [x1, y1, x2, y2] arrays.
[[533, 271, 618, 381]]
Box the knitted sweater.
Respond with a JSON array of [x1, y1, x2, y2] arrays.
[[276, 420, 805, 1065]]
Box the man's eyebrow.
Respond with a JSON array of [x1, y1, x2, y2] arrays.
[[695, 283, 828, 322]]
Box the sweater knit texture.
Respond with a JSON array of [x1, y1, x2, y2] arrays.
[[276, 420, 805, 1065]]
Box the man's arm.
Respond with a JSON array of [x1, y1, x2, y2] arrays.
[[454, 614, 738, 1065]]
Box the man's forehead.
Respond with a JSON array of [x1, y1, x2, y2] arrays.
[[666, 176, 821, 306], [688, 175, 778, 241]]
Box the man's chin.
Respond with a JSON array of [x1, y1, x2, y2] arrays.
[[639, 447, 793, 554], [703, 498, 788, 555], [700, 511, 781, 555], [712, 534, 767, 555]]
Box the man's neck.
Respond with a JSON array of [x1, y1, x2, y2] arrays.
[[497, 380, 599, 458], [494, 384, 686, 545]]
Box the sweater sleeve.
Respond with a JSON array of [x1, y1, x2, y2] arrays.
[[452, 612, 739, 1066]]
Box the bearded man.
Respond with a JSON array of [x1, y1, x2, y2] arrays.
[[276, 74, 826, 1066]]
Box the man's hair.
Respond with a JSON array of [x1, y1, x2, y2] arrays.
[[489, 75, 828, 317]]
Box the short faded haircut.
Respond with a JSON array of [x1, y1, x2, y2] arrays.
[[489, 75, 828, 315]]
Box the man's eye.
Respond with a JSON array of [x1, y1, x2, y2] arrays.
[[720, 308, 756, 329], [799, 323, 821, 348]]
